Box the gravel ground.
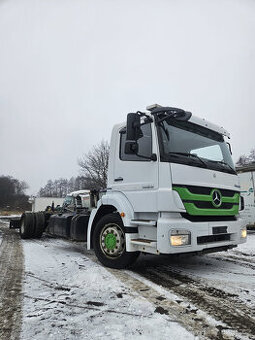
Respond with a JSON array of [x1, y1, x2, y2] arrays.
[[0, 221, 23, 340]]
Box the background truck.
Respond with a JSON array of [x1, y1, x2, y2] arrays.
[[28, 196, 64, 212], [17, 104, 247, 268], [237, 163, 255, 228]]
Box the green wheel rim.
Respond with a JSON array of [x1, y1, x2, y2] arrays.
[[104, 233, 117, 250], [100, 222, 125, 258]]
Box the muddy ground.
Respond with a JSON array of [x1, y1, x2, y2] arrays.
[[0, 223, 23, 340]]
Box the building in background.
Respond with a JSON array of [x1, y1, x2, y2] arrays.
[[237, 164, 255, 228]]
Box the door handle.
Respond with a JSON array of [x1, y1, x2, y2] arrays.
[[114, 177, 123, 182]]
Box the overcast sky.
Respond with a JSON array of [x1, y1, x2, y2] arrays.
[[0, 0, 254, 194]]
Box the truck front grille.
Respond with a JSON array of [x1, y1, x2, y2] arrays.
[[173, 184, 240, 216], [192, 201, 237, 210], [181, 213, 237, 222], [197, 234, 231, 244], [183, 185, 236, 197]]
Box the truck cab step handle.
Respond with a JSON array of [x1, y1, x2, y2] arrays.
[[114, 177, 123, 182]]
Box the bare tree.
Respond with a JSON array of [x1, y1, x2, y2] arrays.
[[236, 154, 248, 166], [248, 148, 255, 162], [0, 175, 30, 210], [236, 148, 255, 166], [78, 140, 110, 190]]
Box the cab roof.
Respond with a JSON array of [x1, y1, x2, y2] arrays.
[[116, 105, 230, 138], [68, 190, 90, 197]]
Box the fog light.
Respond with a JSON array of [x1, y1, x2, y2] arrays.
[[170, 230, 191, 246], [241, 228, 247, 238]]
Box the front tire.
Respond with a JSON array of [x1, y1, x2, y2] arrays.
[[93, 213, 139, 269]]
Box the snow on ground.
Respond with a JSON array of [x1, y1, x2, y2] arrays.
[[0, 218, 10, 245], [138, 232, 255, 310], [21, 237, 195, 340], [0, 215, 22, 219], [234, 231, 255, 255], [0, 218, 11, 224]]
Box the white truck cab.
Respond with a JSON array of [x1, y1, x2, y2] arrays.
[[88, 105, 246, 268]]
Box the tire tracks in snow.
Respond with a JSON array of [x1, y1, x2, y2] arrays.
[[17, 235, 255, 339], [42, 238, 255, 339], [129, 264, 255, 339], [107, 267, 227, 340], [0, 223, 24, 340]]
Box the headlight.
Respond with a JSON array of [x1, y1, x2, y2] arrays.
[[170, 229, 191, 246], [241, 228, 247, 238]]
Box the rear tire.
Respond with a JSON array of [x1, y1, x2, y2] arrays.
[[34, 212, 45, 238], [20, 212, 35, 239], [93, 213, 139, 269]]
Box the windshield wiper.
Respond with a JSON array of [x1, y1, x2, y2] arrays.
[[169, 152, 208, 168], [209, 160, 235, 172]]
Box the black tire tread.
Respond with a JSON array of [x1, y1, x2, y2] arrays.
[[93, 213, 139, 269], [20, 212, 35, 239], [34, 212, 45, 238]]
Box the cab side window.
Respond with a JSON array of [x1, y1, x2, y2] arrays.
[[120, 123, 152, 161]]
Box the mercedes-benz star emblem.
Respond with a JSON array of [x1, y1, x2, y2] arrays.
[[211, 189, 222, 208]]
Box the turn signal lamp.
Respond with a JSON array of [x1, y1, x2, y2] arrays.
[[170, 230, 191, 246]]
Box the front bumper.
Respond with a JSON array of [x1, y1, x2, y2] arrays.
[[157, 213, 246, 254]]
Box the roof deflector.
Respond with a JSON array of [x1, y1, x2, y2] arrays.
[[147, 104, 192, 122]]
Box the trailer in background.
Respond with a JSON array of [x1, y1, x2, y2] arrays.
[[11, 190, 96, 239], [28, 197, 64, 212], [237, 163, 255, 228], [9, 196, 64, 229]]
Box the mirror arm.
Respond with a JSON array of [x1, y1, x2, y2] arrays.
[[133, 116, 153, 129]]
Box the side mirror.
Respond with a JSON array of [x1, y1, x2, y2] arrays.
[[124, 113, 141, 154]]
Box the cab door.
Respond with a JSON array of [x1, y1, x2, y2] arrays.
[[111, 123, 159, 212]]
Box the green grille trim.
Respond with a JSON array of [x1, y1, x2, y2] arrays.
[[222, 194, 240, 203], [183, 203, 239, 216], [173, 186, 240, 216], [173, 187, 211, 201]]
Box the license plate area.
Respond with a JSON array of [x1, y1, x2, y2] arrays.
[[213, 226, 227, 234]]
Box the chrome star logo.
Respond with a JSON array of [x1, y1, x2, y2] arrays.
[[211, 189, 222, 208]]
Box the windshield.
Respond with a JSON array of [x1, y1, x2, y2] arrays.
[[157, 119, 236, 174]]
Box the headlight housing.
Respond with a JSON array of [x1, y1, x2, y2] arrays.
[[241, 228, 247, 238], [170, 229, 191, 246]]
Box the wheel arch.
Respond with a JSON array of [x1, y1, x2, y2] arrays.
[[88, 204, 117, 249], [87, 193, 135, 249]]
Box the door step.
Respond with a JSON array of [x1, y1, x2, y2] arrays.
[[130, 238, 157, 248], [130, 219, 156, 226]]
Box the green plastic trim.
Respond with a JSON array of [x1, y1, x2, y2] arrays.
[[183, 202, 239, 216], [173, 186, 240, 216], [173, 187, 212, 201], [173, 187, 239, 203]]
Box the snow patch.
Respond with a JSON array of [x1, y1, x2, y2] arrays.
[[21, 238, 195, 339]]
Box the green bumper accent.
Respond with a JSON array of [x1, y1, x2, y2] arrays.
[[173, 186, 240, 216]]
